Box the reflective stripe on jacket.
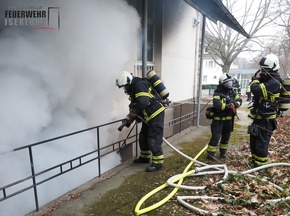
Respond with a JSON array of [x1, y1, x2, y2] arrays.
[[131, 77, 165, 123], [246, 83, 251, 93], [249, 76, 282, 120], [212, 85, 242, 120]]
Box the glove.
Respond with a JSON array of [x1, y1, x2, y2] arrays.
[[128, 111, 137, 120], [228, 102, 236, 114], [123, 117, 133, 128], [125, 111, 137, 127], [119, 115, 134, 131], [233, 101, 238, 108], [118, 117, 132, 131], [118, 111, 137, 131]]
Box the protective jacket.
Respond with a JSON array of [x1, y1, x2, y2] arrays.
[[232, 81, 241, 95], [207, 85, 242, 158], [127, 77, 165, 166], [246, 83, 251, 93], [246, 82, 252, 102], [128, 77, 165, 123], [248, 71, 282, 166], [249, 73, 282, 120], [212, 85, 242, 121]]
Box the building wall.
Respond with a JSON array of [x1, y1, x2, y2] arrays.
[[125, 0, 201, 103], [161, 0, 200, 102], [202, 56, 223, 85]]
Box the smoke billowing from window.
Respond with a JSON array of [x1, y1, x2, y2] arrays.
[[0, 0, 140, 215]]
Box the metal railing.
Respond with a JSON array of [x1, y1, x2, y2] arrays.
[[0, 101, 200, 214], [0, 119, 139, 212], [134, 62, 154, 77]]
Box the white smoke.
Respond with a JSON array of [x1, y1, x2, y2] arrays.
[[0, 0, 140, 215]]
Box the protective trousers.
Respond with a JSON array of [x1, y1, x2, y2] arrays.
[[139, 112, 164, 165], [207, 119, 232, 157], [249, 119, 276, 166]]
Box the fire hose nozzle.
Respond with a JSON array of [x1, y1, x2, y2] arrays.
[[118, 122, 126, 131], [118, 125, 124, 131], [118, 118, 130, 131]]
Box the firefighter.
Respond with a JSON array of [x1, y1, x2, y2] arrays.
[[246, 80, 252, 102], [116, 71, 165, 172], [248, 54, 282, 167], [207, 73, 242, 160], [232, 77, 241, 96]]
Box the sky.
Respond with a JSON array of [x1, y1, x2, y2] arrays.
[[214, 0, 286, 59]]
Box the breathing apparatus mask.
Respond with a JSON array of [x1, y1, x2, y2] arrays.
[[123, 84, 132, 95], [223, 80, 233, 89], [219, 73, 233, 89], [116, 71, 133, 95]]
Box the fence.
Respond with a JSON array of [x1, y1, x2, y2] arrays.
[[0, 102, 199, 214]]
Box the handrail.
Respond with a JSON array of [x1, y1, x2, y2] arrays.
[[13, 119, 123, 151], [1, 118, 139, 212], [0, 101, 203, 215]]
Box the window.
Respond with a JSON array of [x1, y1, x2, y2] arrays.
[[208, 60, 214, 68], [205, 60, 214, 68], [203, 75, 207, 82]]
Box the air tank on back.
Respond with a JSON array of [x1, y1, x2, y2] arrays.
[[279, 78, 290, 113], [146, 70, 169, 99]]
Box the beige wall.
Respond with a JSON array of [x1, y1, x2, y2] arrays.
[[161, 0, 200, 102]]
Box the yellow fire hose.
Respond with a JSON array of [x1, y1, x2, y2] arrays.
[[134, 140, 208, 216], [134, 137, 290, 215]]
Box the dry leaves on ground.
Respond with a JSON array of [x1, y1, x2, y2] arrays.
[[187, 115, 290, 215]]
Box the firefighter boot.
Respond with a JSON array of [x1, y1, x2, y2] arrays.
[[146, 163, 163, 172], [133, 157, 150, 164], [207, 151, 216, 160], [220, 149, 227, 159]]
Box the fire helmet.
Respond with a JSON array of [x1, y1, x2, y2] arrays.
[[116, 71, 133, 88], [259, 54, 280, 72], [219, 73, 233, 89], [219, 73, 233, 84]]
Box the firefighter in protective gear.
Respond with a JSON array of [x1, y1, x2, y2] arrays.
[[207, 73, 242, 160], [246, 80, 252, 102], [248, 53, 282, 167], [232, 77, 241, 96], [116, 71, 165, 172]]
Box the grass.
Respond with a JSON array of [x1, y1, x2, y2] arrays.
[[84, 137, 210, 216], [84, 110, 290, 216]]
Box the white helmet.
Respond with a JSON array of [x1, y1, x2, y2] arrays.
[[116, 71, 133, 88], [259, 53, 280, 71], [219, 73, 233, 84]]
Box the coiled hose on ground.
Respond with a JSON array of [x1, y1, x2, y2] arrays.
[[134, 137, 290, 215]]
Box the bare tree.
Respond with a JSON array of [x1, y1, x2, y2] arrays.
[[205, 0, 284, 73], [261, 0, 290, 78]]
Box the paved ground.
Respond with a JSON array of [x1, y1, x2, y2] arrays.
[[26, 125, 211, 216]]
